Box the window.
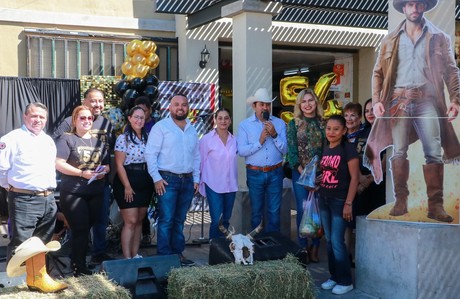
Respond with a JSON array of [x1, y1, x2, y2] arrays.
[[26, 30, 178, 81]]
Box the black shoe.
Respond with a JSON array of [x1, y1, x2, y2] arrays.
[[90, 253, 114, 264], [72, 262, 92, 277], [180, 255, 195, 267]]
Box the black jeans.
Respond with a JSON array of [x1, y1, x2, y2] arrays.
[[59, 191, 102, 265]]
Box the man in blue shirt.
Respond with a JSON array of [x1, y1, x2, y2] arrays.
[[145, 94, 200, 266], [237, 88, 288, 232]]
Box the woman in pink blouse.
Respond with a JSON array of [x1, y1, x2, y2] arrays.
[[199, 108, 238, 239]]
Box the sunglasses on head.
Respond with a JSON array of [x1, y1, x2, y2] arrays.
[[79, 116, 93, 121]]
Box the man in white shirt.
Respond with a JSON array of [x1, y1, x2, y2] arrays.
[[145, 94, 200, 266], [0, 102, 67, 293], [0, 102, 57, 261]]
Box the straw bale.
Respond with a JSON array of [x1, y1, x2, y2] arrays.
[[167, 254, 316, 299], [0, 273, 131, 299]]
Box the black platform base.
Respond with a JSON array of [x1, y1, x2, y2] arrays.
[[208, 232, 302, 265]]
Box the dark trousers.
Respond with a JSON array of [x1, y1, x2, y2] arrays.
[[60, 190, 102, 265], [7, 192, 57, 261]]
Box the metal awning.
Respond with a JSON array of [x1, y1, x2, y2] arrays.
[[156, 0, 460, 30]]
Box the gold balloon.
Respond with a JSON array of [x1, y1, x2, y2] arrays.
[[126, 39, 142, 56], [133, 64, 149, 78], [121, 61, 134, 76], [314, 72, 337, 107], [323, 99, 343, 119], [139, 41, 157, 56], [279, 76, 309, 107], [125, 75, 135, 82], [130, 53, 147, 66], [146, 53, 160, 69], [280, 111, 294, 124]]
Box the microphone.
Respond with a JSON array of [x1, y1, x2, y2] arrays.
[[262, 111, 270, 121]]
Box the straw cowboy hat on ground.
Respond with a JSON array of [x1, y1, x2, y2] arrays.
[[393, 0, 438, 13], [246, 88, 276, 105], [7, 236, 67, 293]]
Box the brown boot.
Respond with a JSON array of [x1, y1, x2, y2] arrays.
[[25, 252, 68, 293], [424, 164, 453, 223], [389, 158, 409, 216]]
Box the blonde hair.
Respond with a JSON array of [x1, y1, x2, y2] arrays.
[[293, 88, 323, 120]]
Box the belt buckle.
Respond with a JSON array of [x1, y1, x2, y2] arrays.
[[178, 173, 184, 178], [263, 166, 270, 172]]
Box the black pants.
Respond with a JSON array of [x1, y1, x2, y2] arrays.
[[59, 191, 102, 265]]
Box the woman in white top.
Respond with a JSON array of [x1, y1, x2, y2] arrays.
[[113, 106, 153, 259]]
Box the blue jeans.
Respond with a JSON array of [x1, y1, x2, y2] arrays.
[[7, 192, 57, 261], [205, 184, 236, 239], [391, 96, 442, 163], [157, 174, 194, 255], [319, 194, 352, 285], [246, 167, 283, 232], [292, 170, 320, 248], [91, 183, 111, 256]]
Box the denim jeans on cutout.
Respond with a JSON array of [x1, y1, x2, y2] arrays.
[[157, 173, 194, 255], [319, 194, 352, 285], [7, 192, 57, 261], [91, 183, 111, 256], [292, 169, 320, 248], [390, 92, 442, 163], [246, 167, 283, 232], [205, 184, 236, 239]]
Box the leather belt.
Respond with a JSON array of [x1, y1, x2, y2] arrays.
[[393, 86, 425, 100], [159, 170, 193, 178], [124, 163, 147, 171], [246, 162, 283, 172], [9, 186, 54, 197]]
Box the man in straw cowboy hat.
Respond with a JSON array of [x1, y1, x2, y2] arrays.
[[365, 0, 460, 222], [237, 88, 287, 232], [7, 236, 67, 292]]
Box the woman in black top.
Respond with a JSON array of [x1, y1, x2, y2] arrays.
[[55, 105, 110, 276]]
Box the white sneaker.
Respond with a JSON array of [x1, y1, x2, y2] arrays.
[[132, 254, 143, 259], [332, 284, 353, 295], [321, 279, 337, 290]]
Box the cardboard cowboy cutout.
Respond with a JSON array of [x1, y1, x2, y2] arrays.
[[364, 0, 460, 224]]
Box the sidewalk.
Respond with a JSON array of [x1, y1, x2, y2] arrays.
[[0, 211, 378, 298]]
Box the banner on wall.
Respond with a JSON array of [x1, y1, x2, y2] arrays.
[[156, 81, 217, 137]]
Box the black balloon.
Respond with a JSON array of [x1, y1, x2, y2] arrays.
[[131, 77, 147, 92], [143, 85, 159, 103], [114, 80, 130, 98], [123, 89, 139, 109], [144, 75, 159, 87]]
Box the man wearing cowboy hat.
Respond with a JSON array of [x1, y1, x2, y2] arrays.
[[365, 0, 460, 222], [237, 88, 287, 232]]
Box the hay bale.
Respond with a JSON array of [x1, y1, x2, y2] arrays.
[[0, 274, 131, 299], [167, 254, 316, 299]]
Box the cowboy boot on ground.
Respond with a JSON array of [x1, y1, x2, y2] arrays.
[[25, 252, 68, 293], [424, 163, 453, 223], [389, 158, 409, 216]]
